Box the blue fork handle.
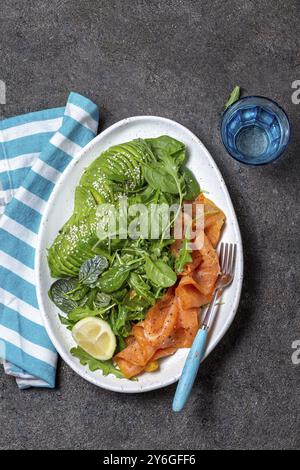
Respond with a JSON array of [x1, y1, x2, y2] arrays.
[[172, 328, 207, 412]]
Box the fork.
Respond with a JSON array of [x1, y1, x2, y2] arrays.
[[172, 242, 237, 412]]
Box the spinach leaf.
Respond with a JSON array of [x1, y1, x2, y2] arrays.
[[145, 153, 182, 193], [175, 230, 193, 274], [145, 257, 177, 288], [148, 155, 184, 243], [146, 136, 186, 166], [49, 278, 79, 313], [182, 168, 200, 200], [79, 255, 108, 286], [97, 265, 133, 293], [225, 85, 240, 109], [143, 163, 179, 194], [70, 346, 123, 378]]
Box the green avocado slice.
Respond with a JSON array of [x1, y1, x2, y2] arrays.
[[48, 209, 100, 278]]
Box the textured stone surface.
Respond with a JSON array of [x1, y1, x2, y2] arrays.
[[0, 0, 299, 450]]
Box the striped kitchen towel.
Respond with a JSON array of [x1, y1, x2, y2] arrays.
[[0, 92, 100, 388]]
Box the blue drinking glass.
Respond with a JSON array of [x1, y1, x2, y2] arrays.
[[220, 96, 291, 165]]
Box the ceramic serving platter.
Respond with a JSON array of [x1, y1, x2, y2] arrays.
[[36, 116, 243, 393]]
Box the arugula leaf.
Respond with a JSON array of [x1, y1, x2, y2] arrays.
[[111, 288, 128, 302], [58, 314, 75, 330], [109, 304, 146, 339], [175, 229, 193, 273], [49, 278, 79, 313], [182, 168, 200, 200], [225, 85, 240, 109], [110, 305, 132, 338], [74, 287, 97, 310], [67, 284, 90, 302], [79, 255, 108, 286], [70, 346, 123, 378], [145, 257, 177, 288], [68, 306, 99, 322], [150, 239, 174, 259], [128, 272, 155, 305], [117, 336, 127, 352], [68, 302, 116, 323]]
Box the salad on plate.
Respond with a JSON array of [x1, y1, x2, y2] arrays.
[[47, 136, 225, 379]]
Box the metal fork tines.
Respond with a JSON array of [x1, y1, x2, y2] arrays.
[[202, 242, 237, 330]]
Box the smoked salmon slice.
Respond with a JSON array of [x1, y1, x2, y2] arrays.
[[196, 193, 226, 248], [114, 194, 226, 379]]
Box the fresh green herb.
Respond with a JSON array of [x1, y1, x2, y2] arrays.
[[128, 272, 155, 305], [67, 304, 115, 323], [109, 304, 146, 339], [143, 163, 179, 194], [68, 306, 99, 322], [93, 292, 111, 308], [79, 255, 108, 286], [58, 314, 75, 330], [70, 346, 123, 378], [146, 135, 186, 166], [79, 287, 98, 309], [145, 257, 177, 288], [111, 288, 128, 302], [97, 264, 135, 293], [182, 168, 200, 200], [66, 284, 90, 302], [150, 239, 174, 259], [49, 278, 79, 313], [117, 336, 127, 352], [225, 85, 240, 109], [175, 228, 193, 273]]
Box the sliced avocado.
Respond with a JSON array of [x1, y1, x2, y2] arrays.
[[48, 209, 100, 278], [49, 244, 77, 277]]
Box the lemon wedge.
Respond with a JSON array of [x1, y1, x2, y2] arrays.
[[72, 317, 116, 360]]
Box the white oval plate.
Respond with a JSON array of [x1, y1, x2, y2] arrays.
[[36, 116, 243, 393]]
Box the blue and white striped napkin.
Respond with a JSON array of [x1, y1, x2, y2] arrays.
[[0, 92, 100, 388]]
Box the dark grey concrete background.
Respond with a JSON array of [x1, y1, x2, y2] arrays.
[[0, 0, 299, 450]]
